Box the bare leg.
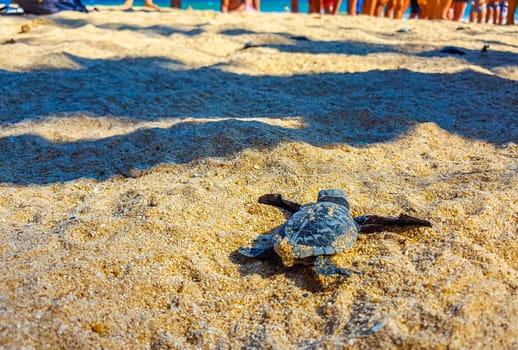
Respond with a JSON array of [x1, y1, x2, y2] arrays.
[[427, 0, 438, 17], [332, 0, 342, 13], [507, 0, 516, 24], [478, 7, 486, 21], [493, 3, 501, 22], [498, 1, 507, 23], [428, 0, 449, 18], [308, 0, 315, 12], [144, 0, 160, 9], [419, 3, 428, 17], [311, 0, 322, 13], [438, 0, 453, 18], [385, 0, 395, 16], [315, 0, 322, 13], [171, 0, 181, 8], [362, 0, 377, 14], [121, 0, 133, 9], [291, 0, 299, 12], [375, 0, 388, 15], [447, 4, 454, 18], [394, 0, 410, 18], [452, 1, 467, 20], [486, 3, 493, 21], [349, 0, 359, 13]]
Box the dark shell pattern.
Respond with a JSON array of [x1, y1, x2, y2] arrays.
[[276, 202, 359, 259]]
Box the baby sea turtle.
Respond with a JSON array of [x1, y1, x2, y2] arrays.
[[239, 189, 431, 277]]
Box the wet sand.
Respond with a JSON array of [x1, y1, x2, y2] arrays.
[[0, 9, 517, 349]]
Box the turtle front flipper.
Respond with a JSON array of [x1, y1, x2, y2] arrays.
[[238, 234, 275, 259], [258, 194, 301, 214], [314, 256, 364, 277], [355, 214, 432, 233]]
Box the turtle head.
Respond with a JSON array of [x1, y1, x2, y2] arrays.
[[317, 189, 350, 210]]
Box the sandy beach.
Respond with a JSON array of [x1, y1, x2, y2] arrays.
[[1, 8, 517, 349]]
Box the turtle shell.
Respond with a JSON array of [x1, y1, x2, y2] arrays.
[[272, 202, 359, 266]]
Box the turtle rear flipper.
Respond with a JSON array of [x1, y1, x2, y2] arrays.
[[314, 256, 364, 277], [355, 214, 432, 233]]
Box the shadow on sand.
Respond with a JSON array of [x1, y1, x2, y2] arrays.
[[219, 27, 518, 70], [1, 39, 516, 184], [230, 249, 329, 293]]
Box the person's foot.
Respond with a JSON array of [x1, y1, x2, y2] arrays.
[[144, 1, 160, 9], [120, 0, 133, 9]]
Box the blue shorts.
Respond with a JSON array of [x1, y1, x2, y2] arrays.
[[356, 0, 363, 14]]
